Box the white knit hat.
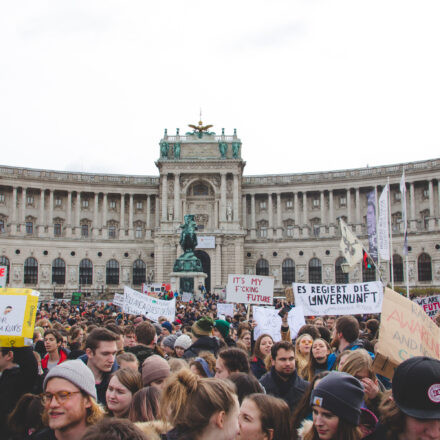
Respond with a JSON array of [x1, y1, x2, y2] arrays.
[[174, 334, 192, 351]]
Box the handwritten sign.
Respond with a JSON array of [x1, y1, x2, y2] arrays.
[[217, 303, 234, 318], [287, 306, 306, 340], [0, 266, 7, 288], [226, 274, 274, 305], [293, 282, 383, 316], [123, 286, 175, 322], [112, 293, 124, 307], [373, 288, 440, 379], [0, 288, 40, 347], [413, 294, 440, 320], [253, 306, 282, 342], [182, 292, 192, 302]]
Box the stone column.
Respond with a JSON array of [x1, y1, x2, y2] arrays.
[[146, 195, 151, 238], [38, 189, 45, 236], [119, 193, 125, 239], [102, 193, 108, 231], [320, 191, 326, 236], [429, 180, 435, 230], [276, 193, 282, 238], [161, 174, 168, 221], [268, 193, 273, 238], [174, 173, 180, 223], [66, 191, 72, 237], [155, 196, 160, 228], [21, 188, 26, 225], [251, 194, 256, 238], [93, 193, 99, 237], [347, 189, 352, 225], [214, 199, 219, 229], [438, 179, 440, 220], [220, 172, 227, 222], [409, 182, 417, 231], [233, 173, 239, 222], [11, 187, 17, 235], [75, 192, 81, 236], [216, 239, 222, 287], [242, 195, 247, 229], [128, 194, 134, 238], [294, 192, 300, 238], [48, 190, 54, 236], [329, 190, 335, 235], [302, 192, 308, 225], [355, 188, 362, 234]]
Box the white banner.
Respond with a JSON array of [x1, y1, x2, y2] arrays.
[[339, 219, 363, 268], [378, 184, 390, 260], [226, 274, 274, 305], [287, 306, 306, 339], [196, 236, 216, 249], [182, 292, 192, 302], [112, 293, 124, 307], [217, 303, 234, 318], [253, 306, 282, 342], [0, 266, 7, 288], [413, 295, 440, 320], [123, 286, 175, 322], [293, 282, 383, 316]]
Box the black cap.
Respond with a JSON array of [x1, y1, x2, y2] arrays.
[[393, 356, 440, 420]]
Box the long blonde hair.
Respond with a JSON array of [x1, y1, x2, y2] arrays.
[[295, 333, 313, 380]]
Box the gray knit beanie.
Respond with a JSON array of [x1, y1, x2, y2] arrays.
[[163, 334, 178, 349], [174, 334, 192, 351], [43, 359, 97, 401], [142, 355, 170, 386]]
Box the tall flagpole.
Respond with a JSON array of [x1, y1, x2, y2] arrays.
[[387, 177, 394, 290], [401, 168, 410, 298], [375, 186, 381, 281]]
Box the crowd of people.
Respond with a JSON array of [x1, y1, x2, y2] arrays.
[[0, 295, 439, 440]]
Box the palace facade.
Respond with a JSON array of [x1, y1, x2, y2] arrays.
[[0, 126, 439, 299]]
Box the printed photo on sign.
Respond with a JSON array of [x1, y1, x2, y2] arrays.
[[293, 281, 383, 316], [226, 274, 274, 305], [0, 295, 27, 336]]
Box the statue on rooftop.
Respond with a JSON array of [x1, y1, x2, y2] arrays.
[[174, 142, 181, 159], [219, 142, 228, 159], [232, 141, 241, 158], [160, 141, 169, 158]]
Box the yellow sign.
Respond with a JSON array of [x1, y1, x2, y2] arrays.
[[0, 288, 40, 347]]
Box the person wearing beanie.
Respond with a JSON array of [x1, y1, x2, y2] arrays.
[[142, 355, 170, 390], [367, 356, 440, 440], [214, 319, 236, 347], [305, 371, 364, 440], [183, 317, 220, 360], [161, 334, 178, 358], [161, 321, 173, 336], [35, 360, 105, 440], [174, 334, 192, 358]]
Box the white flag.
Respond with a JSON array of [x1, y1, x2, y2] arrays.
[[378, 184, 390, 261], [400, 172, 408, 256], [339, 218, 363, 268]]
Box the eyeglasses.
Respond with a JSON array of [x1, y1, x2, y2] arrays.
[[41, 391, 81, 405]]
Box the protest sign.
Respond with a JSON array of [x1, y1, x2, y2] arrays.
[[373, 288, 440, 379], [287, 306, 306, 340], [226, 274, 274, 305], [253, 306, 282, 342], [293, 281, 383, 316], [113, 293, 124, 307], [413, 294, 440, 320], [0, 266, 7, 288], [123, 286, 175, 322], [182, 292, 192, 302], [217, 303, 234, 318], [0, 288, 39, 347]]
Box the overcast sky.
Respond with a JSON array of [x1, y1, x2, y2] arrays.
[[1, 1, 439, 177]]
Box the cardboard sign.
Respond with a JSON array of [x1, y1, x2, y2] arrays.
[[0, 288, 40, 347], [113, 293, 124, 307], [217, 303, 234, 318], [287, 306, 306, 340], [413, 295, 440, 320], [123, 286, 175, 322], [253, 306, 282, 342], [373, 288, 440, 379], [182, 292, 192, 302], [0, 266, 7, 288], [293, 282, 383, 316], [226, 274, 274, 305]]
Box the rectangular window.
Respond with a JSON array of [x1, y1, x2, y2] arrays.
[[26, 221, 33, 234], [136, 202, 143, 210], [54, 223, 62, 237], [394, 192, 401, 201], [423, 189, 429, 198], [135, 227, 143, 238], [286, 200, 293, 208], [27, 195, 34, 205], [82, 200, 89, 208], [260, 227, 267, 238], [0, 194, 4, 203], [260, 201, 267, 209], [109, 200, 116, 209], [109, 226, 116, 238], [55, 198, 62, 206], [286, 225, 294, 237], [313, 199, 320, 207], [81, 224, 89, 237], [0, 220, 4, 233], [340, 197, 346, 207]]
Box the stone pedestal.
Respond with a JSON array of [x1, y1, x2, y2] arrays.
[[169, 271, 207, 300]]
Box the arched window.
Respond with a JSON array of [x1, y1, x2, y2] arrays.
[[282, 259, 295, 284], [309, 258, 322, 284], [79, 259, 93, 285], [133, 259, 146, 285], [0, 256, 10, 284], [335, 257, 348, 284], [106, 259, 119, 285], [256, 259, 269, 276], [392, 254, 403, 283], [24, 257, 38, 284], [418, 253, 432, 282], [362, 257, 376, 282], [52, 258, 66, 285]]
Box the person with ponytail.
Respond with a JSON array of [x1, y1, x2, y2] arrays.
[[160, 368, 240, 440]]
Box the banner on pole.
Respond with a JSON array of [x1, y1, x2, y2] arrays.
[[293, 282, 383, 316], [217, 303, 234, 318], [413, 295, 440, 320], [123, 286, 175, 322], [339, 218, 363, 268], [373, 288, 440, 379], [112, 293, 124, 307], [226, 274, 274, 305], [378, 184, 390, 260], [0, 288, 40, 347], [0, 266, 8, 288], [366, 191, 378, 262]]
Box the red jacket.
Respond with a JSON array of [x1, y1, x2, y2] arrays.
[[41, 348, 68, 371]]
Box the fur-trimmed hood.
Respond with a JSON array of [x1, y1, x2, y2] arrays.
[[136, 420, 169, 440], [297, 419, 313, 440]]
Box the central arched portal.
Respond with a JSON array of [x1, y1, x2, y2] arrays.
[[194, 250, 211, 292]]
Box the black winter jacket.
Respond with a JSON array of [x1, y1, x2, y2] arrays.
[[183, 336, 220, 359]]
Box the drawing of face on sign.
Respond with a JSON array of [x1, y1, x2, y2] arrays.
[[0, 295, 27, 336], [3, 306, 13, 315]]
